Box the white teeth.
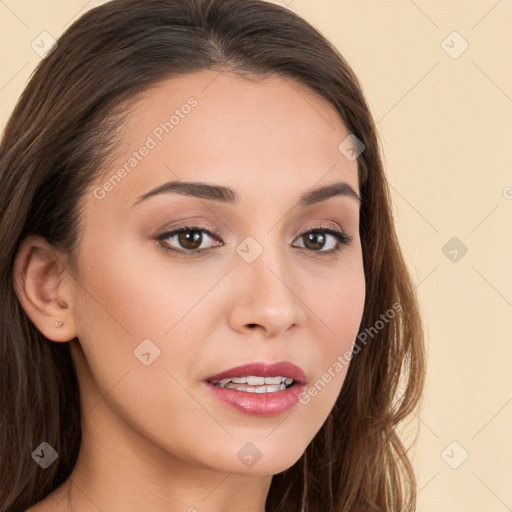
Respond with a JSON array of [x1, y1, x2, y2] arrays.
[[213, 375, 294, 387], [246, 376, 265, 385], [223, 383, 286, 393]]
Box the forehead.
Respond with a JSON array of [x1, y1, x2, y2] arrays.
[[89, 70, 359, 213]]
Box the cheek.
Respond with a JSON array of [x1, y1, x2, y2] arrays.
[[70, 233, 227, 415], [324, 265, 366, 347], [73, 232, 210, 342], [299, 248, 365, 412], [69, 235, 179, 403], [70, 241, 219, 463], [311, 242, 366, 348]]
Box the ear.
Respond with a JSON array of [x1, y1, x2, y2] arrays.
[[13, 235, 77, 342]]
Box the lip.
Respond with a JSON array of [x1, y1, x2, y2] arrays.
[[204, 360, 307, 417], [204, 380, 306, 417], [205, 360, 307, 385]]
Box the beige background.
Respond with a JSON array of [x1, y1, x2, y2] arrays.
[[1, 1, 511, 510]]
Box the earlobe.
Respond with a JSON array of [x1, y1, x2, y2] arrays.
[[12, 235, 77, 342]]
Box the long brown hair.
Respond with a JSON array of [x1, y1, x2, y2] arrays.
[[0, 0, 425, 510]]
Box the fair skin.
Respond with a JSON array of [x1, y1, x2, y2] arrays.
[[16, 70, 365, 512]]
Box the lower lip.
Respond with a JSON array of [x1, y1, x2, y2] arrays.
[[204, 381, 306, 417]]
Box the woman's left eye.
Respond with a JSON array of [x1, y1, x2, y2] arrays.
[[156, 223, 353, 257], [294, 226, 354, 254]]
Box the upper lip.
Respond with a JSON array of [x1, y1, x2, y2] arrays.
[[206, 360, 307, 384]]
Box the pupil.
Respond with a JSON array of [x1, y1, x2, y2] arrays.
[[179, 230, 202, 249], [305, 232, 325, 250]]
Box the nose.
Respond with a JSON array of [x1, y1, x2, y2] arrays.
[[227, 247, 307, 339]]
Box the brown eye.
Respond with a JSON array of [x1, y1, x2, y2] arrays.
[[156, 224, 221, 256], [176, 230, 204, 250], [302, 232, 330, 251], [294, 226, 353, 254]]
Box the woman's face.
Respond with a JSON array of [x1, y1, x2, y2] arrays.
[[68, 70, 365, 476]]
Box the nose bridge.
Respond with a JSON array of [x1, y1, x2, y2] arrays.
[[249, 245, 289, 299], [230, 227, 306, 336], [240, 223, 290, 296]]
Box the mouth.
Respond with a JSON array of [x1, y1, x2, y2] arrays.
[[204, 361, 307, 416], [205, 360, 306, 394], [208, 375, 296, 393]]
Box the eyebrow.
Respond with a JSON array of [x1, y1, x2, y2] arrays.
[[133, 180, 361, 207]]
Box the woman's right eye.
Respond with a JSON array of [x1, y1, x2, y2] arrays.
[[156, 224, 222, 257]]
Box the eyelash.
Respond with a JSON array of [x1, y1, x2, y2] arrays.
[[156, 222, 354, 258]]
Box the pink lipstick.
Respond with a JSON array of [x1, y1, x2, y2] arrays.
[[204, 361, 307, 417]]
